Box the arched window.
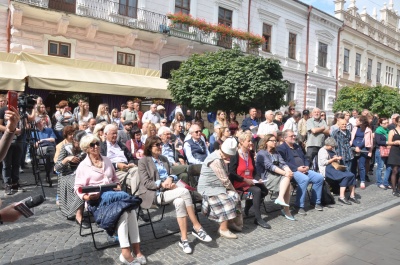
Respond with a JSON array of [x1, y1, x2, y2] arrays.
[[161, 61, 182, 79]]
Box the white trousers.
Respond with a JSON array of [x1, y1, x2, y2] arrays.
[[117, 210, 140, 248], [157, 187, 193, 218]]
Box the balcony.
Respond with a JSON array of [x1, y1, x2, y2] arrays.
[[13, 0, 256, 53]]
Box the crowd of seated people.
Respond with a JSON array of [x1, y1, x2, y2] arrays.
[[9, 94, 400, 259]]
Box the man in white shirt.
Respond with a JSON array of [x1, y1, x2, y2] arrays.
[[283, 111, 301, 136], [142, 104, 161, 124], [349, 109, 358, 127], [85, 118, 96, 134], [257, 110, 278, 137]]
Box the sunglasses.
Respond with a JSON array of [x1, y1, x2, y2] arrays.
[[89, 141, 100, 148], [153, 143, 162, 147], [289, 108, 295, 110], [321, 114, 326, 116], [193, 130, 202, 134], [161, 121, 167, 124]]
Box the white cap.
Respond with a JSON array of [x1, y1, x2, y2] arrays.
[[221, 137, 237, 156], [157, 105, 165, 110]]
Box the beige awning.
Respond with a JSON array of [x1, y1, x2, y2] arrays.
[[24, 61, 171, 98], [0, 61, 25, 91], [0, 52, 171, 98]]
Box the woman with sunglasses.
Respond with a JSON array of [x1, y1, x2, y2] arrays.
[[256, 134, 295, 221], [75, 135, 146, 265], [137, 136, 211, 254]]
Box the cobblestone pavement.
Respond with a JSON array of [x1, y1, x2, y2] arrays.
[[1, 166, 399, 265]]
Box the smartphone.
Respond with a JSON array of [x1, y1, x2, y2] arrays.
[[7, 91, 18, 110]]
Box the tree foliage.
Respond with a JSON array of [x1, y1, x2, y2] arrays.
[[333, 84, 400, 117], [167, 47, 288, 113]]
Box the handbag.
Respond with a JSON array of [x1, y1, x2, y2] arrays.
[[379, 146, 391, 158], [331, 161, 347, 172]]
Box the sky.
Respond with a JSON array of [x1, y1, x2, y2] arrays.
[[302, 0, 400, 17]]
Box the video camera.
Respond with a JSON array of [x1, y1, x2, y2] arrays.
[[18, 93, 37, 113]]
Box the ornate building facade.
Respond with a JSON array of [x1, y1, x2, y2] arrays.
[[335, 0, 400, 90], [0, 0, 342, 113]]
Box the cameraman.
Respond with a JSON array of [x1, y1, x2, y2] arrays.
[[0, 104, 31, 195]]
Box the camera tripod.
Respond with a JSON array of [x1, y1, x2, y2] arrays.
[[21, 115, 48, 199]]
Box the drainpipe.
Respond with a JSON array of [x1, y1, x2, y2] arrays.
[[247, 0, 251, 33], [6, 0, 11, 53], [303, 5, 312, 109], [335, 25, 344, 98]]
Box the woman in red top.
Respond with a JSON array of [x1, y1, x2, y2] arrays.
[[229, 131, 269, 229]]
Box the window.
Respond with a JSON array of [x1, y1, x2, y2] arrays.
[[218, 7, 233, 49], [318, 42, 328, 68], [316, 88, 326, 110], [367, 59, 372, 80], [119, 0, 138, 18], [355, 53, 361, 76], [48, 41, 71, 57], [262, 24, 272, 52], [377, 62, 382, 83], [117, 52, 135, 66], [288, 33, 296, 59], [218, 7, 232, 27], [48, 0, 76, 13], [397, 70, 400, 88], [386, 66, 394, 86], [286, 83, 295, 103], [175, 0, 190, 30], [343, 48, 349, 73]]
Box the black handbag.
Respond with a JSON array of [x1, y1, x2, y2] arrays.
[[321, 181, 335, 206]]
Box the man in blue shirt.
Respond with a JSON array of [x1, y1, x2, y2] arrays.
[[241, 107, 258, 136], [32, 118, 56, 181]]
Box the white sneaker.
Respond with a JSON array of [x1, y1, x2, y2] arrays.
[[178, 239, 192, 254], [192, 227, 212, 242], [119, 254, 140, 265]]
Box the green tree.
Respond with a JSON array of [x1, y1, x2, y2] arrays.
[[333, 84, 400, 117], [167, 47, 288, 113]]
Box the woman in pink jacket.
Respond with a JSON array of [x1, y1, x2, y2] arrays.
[[350, 115, 373, 189]]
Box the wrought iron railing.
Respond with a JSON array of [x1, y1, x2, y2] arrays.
[[13, 0, 257, 53]]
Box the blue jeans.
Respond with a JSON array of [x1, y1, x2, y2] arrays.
[[351, 149, 368, 182], [293, 170, 324, 208], [375, 149, 391, 186]]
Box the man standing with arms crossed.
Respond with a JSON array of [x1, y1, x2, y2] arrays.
[[306, 108, 329, 170]]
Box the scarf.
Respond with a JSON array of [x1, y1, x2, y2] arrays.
[[375, 126, 389, 140]]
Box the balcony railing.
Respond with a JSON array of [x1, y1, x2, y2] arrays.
[[13, 0, 257, 53]]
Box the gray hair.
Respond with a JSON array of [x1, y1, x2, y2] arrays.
[[157, 126, 171, 136], [282, 129, 294, 138], [188, 124, 200, 134], [93, 123, 106, 135], [80, 134, 100, 152], [78, 120, 88, 126], [265, 110, 273, 115], [293, 111, 301, 119], [104, 124, 118, 134], [325, 137, 337, 147]]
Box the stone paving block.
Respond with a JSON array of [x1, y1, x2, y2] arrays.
[[330, 255, 372, 265]]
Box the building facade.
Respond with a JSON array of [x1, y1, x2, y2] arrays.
[[0, 0, 342, 113], [335, 0, 400, 90]]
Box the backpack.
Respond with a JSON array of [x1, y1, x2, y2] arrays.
[[321, 180, 336, 206]]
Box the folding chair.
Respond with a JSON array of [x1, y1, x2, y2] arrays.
[[78, 207, 119, 250], [139, 204, 180, 239], [187, 164, 203, 219]]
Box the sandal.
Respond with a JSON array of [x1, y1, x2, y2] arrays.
[[378, 185, 386, 190], [387, 185, 392, 189]]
